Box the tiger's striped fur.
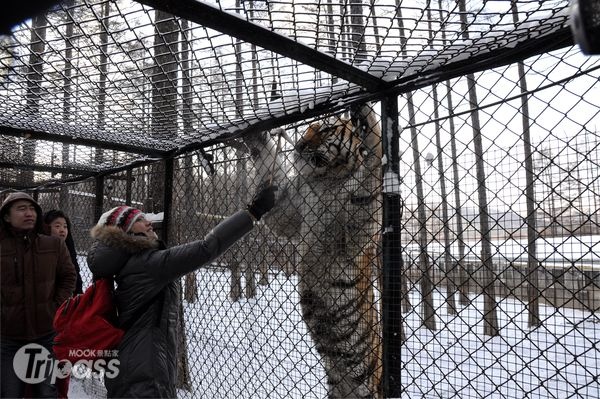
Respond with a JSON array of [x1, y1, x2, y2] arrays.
[[244, 104, 383, 398]]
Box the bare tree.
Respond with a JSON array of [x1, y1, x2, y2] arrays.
[[61, 0, 76, 207], [436, 0, 468, 306], [149, 10, 179, 212], [180, 18, 198, 304], [458, 0, 499, 336], [428, 7, 457, 315], [349, 0, 367, 62], [326, 0, 338, 85], [148, 9, 189, 389], [22, 14, 48, 184], [370, 0, 382, 54], [510, 0, 540, 329], [177, 19, 193, 391], [95, 0, 110, 166], [396, 1, 436, 330], [229, 0, 255, 299], [249, 1, 260, 109]]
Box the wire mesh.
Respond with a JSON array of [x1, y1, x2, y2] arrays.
[[0, 0, 573, 188], [1, 1, 600, 398]]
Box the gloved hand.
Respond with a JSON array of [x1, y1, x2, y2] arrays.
[[247, 181, 278, 221]]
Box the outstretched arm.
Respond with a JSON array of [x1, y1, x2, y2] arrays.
[[243, 129, 302, 238], [145, 209, 255, 281], [145, 182, 276, 281]]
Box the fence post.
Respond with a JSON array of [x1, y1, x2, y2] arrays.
[[94, 175, 104, 223], [125, 168, 133, 206], [162, 158, 174, 246], [381, 96, 404, 397]]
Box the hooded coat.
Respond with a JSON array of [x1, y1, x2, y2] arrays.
[[87, 210, 255, 398], [0, 192, 76, 340]]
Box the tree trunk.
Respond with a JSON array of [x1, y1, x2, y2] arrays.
[[60, 3, 75, 207], [232, 0, 256, 298], [180, 18, 198, 304], [511, 0, 540, 329], [23, 14, 47, 184], [397, 1, 436, 329], [150, 10, 178, 212], [459, 0, 499, 336], [370, 0, 381, 54], [409, 94, 436, 331], [349, 0, 367, 62], [95, 0, 110, 166], [249, 1, 259, 109], [435, 0, 468, 307], [230, 261, 242, 302], [428, 8, 456, 315], [62, 0, 75, 184], [433, 83, 457, 314], [326, 0, 337, 84], [149, 10, 188, 388]]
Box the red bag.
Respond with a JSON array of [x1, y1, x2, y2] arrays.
[[53, 279, 124, 363]]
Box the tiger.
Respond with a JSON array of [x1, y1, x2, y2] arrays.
[[243, 103, 383, 398]]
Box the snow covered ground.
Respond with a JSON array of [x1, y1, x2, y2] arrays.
[[70, 264, 599, 398], [406, 235, 600, 268], [400, 290, 599, 398]]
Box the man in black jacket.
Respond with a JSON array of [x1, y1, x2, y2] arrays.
[[87, 183, 276, 398]]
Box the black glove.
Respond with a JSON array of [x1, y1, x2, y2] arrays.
[[248, 181, 277, 221]]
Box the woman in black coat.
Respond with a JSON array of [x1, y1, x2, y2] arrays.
[[87, 184, 275, 398]]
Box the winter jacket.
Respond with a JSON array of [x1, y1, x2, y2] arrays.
[[0, 192, 77, 340], [87, 210, 255, 398]]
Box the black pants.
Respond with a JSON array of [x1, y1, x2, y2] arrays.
[[0, 333, 57, 398]]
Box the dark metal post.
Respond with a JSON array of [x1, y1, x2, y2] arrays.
[[125, 169, 133, 206], [94, 175, 105, 224], [162, 158, 174, 246], [381, 95, 404, 397]]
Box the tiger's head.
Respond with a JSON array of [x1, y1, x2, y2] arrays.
[[294, 117, 367, 178]]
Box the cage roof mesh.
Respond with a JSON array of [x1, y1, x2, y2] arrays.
[[0, 0, 574, 188]]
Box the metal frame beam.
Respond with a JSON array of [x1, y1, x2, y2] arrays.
[[0, 161, 97, 177], [1, 126, 169, 157]]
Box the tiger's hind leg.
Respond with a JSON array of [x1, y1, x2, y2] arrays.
[[299, 244, 382, 399]]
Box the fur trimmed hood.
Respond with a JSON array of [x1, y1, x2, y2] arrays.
[[90, 225, 159, 253], [88, 225, 159, 278]]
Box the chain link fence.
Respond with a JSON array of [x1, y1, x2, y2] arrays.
[[1, 1, 599, 398], [18, 44, 599, 397]]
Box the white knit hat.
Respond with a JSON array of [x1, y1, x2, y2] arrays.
[[97, 206, 144, 233]]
